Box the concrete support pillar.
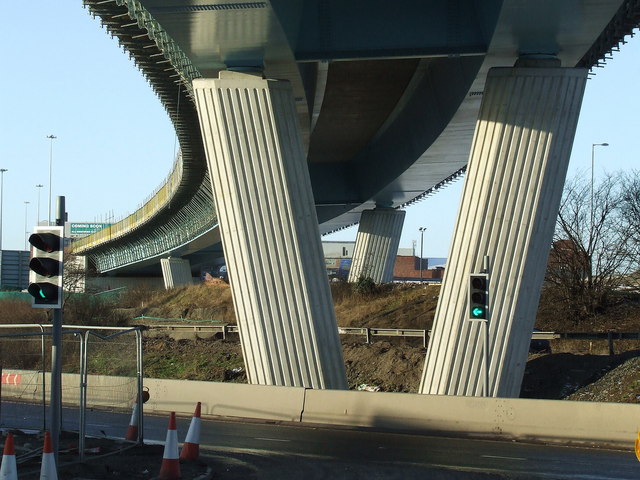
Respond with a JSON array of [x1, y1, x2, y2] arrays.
[[348, 208, 405, 283], [160, 257, 193, 289], [420, 64, 587, 398], [193, 72, 347, 390]]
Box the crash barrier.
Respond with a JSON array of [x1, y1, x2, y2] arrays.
[[143, 322, 561, 349], [1, 371, 637, 450], [0, 325, 144, 461], [144, 323, 640, 353]]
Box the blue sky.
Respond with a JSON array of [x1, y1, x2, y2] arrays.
[[0, 3, 637, 257]]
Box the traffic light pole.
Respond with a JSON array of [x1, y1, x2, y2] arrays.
[[481, 255, 490, 397], [50, 196, 65, 463], [51, 309, 62, 462]]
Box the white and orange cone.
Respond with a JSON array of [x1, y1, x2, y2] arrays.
[[39, 432, 58, 480], [180, 402, 201, 461], [158, 412, 181, 480], [125, 402, 139, 441], [0, 432, 18, 480]]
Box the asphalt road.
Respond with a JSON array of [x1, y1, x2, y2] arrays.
[[1, 401, 638, 479]]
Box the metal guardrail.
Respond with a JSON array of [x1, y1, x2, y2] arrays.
[[145, 324, 239, 341], [339, 327, 428, 347], [145, 325, 569, 350]]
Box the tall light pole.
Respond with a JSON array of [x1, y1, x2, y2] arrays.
[[419, 226, 427, 282], [591, 142, 609, 233], [46, 134, 57, 226], [0, 168, 7, 252], [35, 184, 44, 225], [23, 201, 30, 251]]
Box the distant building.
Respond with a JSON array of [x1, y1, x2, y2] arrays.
[[393, 256, 445, 282], [321, 241, 446, 282], [0, 250, 30, 290]]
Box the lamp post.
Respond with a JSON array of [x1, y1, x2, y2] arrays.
[[46, 134, 57, 226], [419, 227, 426, 282], [0, 168, 7, 252], [35, 184, 44, 225], [591, 142, 609, 233], [23, 201, 30, 251]]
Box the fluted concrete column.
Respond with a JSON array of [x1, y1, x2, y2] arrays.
[[193, 72, 347, 390], [420, 64, 587, 398], [348, 208, 405, 283], [160, 257, 193, 289]]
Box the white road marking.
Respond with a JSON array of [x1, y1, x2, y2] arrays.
[[482, 455, 527, 461]]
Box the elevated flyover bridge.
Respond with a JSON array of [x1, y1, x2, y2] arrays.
[[72, 0, 640, 397]]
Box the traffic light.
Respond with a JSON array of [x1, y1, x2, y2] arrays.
[[28, 226, 64, 309], [469, 273, 489, 321]]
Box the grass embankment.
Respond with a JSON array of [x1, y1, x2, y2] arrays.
[[139, 282, 440, 385], [4, 282, 640, 399]]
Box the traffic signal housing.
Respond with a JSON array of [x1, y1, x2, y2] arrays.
[[469, 273, 489, 321], [28, 226, 64, 309]]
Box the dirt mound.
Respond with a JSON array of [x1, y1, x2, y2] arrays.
[[343, 339, 426, 392], [565, 353, 640, 402]]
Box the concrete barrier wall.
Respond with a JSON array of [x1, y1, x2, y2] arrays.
[[0, 370, 136, 408], [142, 378, 304, 422], [301, 389, 638, 448], [1, 370, 636, 448]]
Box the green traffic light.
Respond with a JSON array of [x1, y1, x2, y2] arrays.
[[27, 282, 59, 304]]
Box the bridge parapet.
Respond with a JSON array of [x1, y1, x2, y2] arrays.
[[73, 155, 184, 253]]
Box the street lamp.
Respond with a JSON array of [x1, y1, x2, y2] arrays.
[[591, 142, 609, 232], [46, 134, 57, 226], [0, 168, 7, 252], [23, 201, 30, 251], [419, 227, 427, 282], [35, 184, 44, 225]]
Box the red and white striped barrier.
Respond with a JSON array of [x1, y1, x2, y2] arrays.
[[1, 374, 21, 385], [158, 412, 181, 480], [180, 402, 201, 461]]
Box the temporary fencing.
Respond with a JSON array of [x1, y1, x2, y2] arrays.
[[0, 324, 144, 461]]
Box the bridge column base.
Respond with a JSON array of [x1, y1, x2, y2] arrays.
[[348, 208, 405, 283], [193, 72, 347, 390], [420, 64, 588, 397], [160, 258, 193, 289]]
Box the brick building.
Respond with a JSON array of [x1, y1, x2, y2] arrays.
[[393, 256, 444, 282]]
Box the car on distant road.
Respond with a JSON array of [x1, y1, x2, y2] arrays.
[[217, 265, 228, 282]]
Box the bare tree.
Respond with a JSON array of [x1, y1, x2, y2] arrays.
[[619, 171, 640, 271], [546, 173, 634, 320]]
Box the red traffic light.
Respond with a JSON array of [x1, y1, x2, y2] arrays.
[[28, 232, 61, 253], [471, 276, 486, 290]]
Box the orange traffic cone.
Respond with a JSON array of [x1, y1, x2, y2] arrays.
[[158, 412, 181, 480], [0, 432, 17, 480], [39, 432, 58, 480], [180, 402, 201, 461], [125, 402, 139, 441]]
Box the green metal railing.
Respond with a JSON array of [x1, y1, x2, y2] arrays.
[[73, 156, 184, 253]]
